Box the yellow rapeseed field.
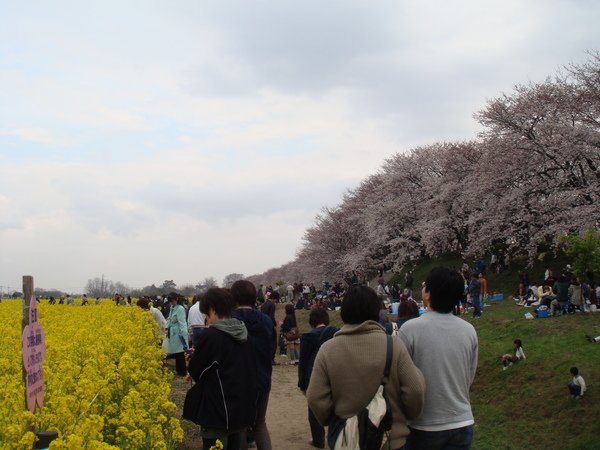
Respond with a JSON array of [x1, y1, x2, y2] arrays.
[[0, 300, 183, 449]]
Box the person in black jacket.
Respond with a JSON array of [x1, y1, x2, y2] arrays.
[[231, 280, 275, 450], [298, 307, 338, 449], [260, 291, 278, 365], [186, 288, 258, 450], [281, 303, 300, 364]]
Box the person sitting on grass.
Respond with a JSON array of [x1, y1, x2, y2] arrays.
[[567, 367, 586, 399], [585, 335, 600, 343], [516, 286, 537, 307], [501, 339, 526, 370], [537, 283, 557, 307]]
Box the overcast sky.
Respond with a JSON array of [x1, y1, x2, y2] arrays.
[[1, 0, 599, 293]]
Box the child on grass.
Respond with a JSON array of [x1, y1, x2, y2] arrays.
[[567, 367, 586, 399], [502, 339, 526, 370]]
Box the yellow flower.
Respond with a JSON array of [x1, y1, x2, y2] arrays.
[[0, 300, 184, 449], [210, 439, 224, 450]]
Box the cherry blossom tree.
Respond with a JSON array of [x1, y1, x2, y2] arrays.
[[250, 52, 600, 286]]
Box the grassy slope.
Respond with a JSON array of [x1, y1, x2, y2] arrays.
[[291, 253, 600, 450], [470, 300, 599, 450]]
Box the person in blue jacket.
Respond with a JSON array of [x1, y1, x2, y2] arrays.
[[231, 280, 275, 450], [298, 306, 338, 449]]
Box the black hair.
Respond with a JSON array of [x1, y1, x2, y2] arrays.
[[398, 299, 419, 319], [200, 288, 234, 318], [167, 292, 179, 302], [340, 285, 380, 324], [424, 267, 465, 313], [570, 367, 579, 376], [136, 298, 150, 310], [309, 306, 330, 328], [514, 339, 522, 348], [285, 303, 296, 316], [230, 280, 257, 307]]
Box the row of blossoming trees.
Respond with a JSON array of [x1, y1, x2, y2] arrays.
[[251, 52, 600, 285]]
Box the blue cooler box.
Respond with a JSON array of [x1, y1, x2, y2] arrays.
[[537, 309, 550, 318], [490, 293, 504, 302]]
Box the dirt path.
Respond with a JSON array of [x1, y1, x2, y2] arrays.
[[266, 362, 315, 450], [170, 357, 315, 449]]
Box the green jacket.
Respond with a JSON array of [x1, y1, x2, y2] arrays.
[[166, 304, 187, 354]]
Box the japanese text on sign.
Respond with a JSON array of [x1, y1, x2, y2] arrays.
[[22, 296, 46, 412]]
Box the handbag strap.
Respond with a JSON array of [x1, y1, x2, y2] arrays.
[[382, 335, 393, 386]]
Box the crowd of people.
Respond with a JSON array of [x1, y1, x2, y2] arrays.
[[31, 260, 593, 449], [137, 268, 481, 450], [512, 265, 599, 316]]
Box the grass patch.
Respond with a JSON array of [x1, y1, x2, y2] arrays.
[[389, 252, 573, 301], [468, 300, 599, 449], [285, 267, 599, 449]]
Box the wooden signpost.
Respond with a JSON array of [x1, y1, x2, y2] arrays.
[[21, 276, 57, 449], [22, 276, 46, 413]]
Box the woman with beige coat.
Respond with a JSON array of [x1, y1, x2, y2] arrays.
[[307, 285, 425, 450]]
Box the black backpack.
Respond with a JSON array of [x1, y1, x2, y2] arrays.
[[327, 335, 393, 450]]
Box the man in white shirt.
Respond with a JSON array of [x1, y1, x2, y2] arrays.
[[302, 284, 311, 301], [150, 301, 167, 336], [187, 296, 206, 349]]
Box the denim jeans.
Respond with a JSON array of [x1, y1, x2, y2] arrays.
[[253, 391, 272, 450], [406, 425, 473, 450], [568, 382, 582, 397], [472, 295, 482, 317]]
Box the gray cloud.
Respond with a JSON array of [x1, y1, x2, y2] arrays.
[[2, 0, 600, 291], [180, 1, 403, 96]]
